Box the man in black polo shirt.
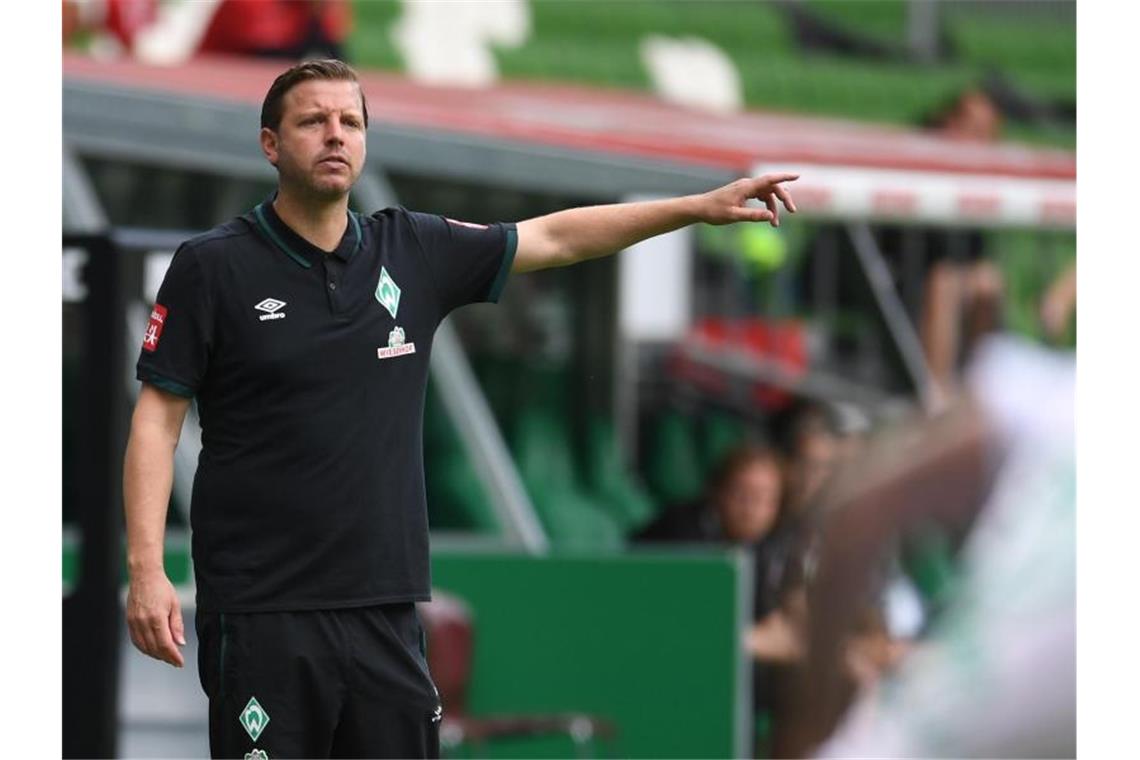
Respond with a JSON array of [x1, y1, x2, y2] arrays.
[[122, 59, 798, 759]]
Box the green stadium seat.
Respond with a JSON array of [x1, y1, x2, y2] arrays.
[[644, 409, 705, 506], [472, 354, 525, 437], [511, 406, 624, 550], [426, 455, 502, 533], [581, 415, 656, 532], [423, 384, 500, 532]]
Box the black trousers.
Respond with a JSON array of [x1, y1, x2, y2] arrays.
[[195, 603, 441, 759]]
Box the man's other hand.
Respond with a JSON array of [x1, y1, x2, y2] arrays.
[[698, 173, 799, 227], [126, 570, 186, 667]]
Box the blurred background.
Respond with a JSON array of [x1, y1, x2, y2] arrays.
[[61, 1, 1076, 757]]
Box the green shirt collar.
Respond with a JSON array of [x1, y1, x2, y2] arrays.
[[252, 193, 362, 268]]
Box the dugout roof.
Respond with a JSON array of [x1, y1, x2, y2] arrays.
[[64, 53, 1075, 230]]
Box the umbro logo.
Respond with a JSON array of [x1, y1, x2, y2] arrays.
[[255, 298, 287, 321]]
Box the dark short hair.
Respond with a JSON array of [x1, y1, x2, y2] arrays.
[[776, 401, 840, 453], [707, 443, 783, 499], [260, 59, 369, 131]]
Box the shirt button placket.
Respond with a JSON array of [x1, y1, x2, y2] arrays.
[[325, 259, 344, 314]]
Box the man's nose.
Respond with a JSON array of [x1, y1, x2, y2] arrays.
[[324, 120, 345, 145]]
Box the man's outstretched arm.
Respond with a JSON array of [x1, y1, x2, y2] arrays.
[[513, 173, 798, 273], [123, 383, 192, 668]]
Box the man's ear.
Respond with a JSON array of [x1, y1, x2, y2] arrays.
[[259, 127, 279, 167]]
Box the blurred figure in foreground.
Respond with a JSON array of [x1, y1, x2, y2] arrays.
[[778, 336, 1074, 758]]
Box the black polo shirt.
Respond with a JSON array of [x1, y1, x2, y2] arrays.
[[136, 197, 517, 613]]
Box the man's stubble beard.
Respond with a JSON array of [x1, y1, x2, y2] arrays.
[[276, 154, 356, 203]]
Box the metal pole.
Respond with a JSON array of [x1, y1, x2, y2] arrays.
[[845, 222, 936, 411], [907, 0, 941, 64], [433, 319, 549, 552], [62, 141, 107, 231], [62, 234, 126, 759]]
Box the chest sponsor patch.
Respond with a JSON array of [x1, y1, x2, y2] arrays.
[[141, 304, 168, 352], [377, 326, 416, 360]]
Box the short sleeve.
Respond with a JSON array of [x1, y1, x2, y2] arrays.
[[403, 210, 517, 314], [135, 244, 213, 398]]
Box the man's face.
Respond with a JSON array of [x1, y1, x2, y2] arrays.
[[717, 460, 783, 544], [943, 91, 1001, 142], [261, 79, 367, 200], [789, 431, 838, 512]]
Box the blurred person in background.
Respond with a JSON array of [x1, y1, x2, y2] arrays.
[[910, 87, 1077, 387], [744, 403, 842, 676], [778, 401, 843, 519], [121, 56, 799, 759], [923, 87, 1003, 142], [1039, 259, 1077, 344], [912, 87, 1006, 403], [748, 400, 874, 756], [758, 400, 872, 635], [775, 336, 1074, 758], [634, 443, 785, 548], [199, 0, 352, 61], [632, 423, 884, 758], [794, 87, 1008, 407], [63, 0, 352, 63], [634, 443, 797, 756]]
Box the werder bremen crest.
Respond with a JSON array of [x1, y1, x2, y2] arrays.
[[239, 697, 270, 742], [375, 267, 401, 318]]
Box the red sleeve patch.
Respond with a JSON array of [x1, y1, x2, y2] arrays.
[[444, 217, 489, 230], [141, 303, 168, 353]]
